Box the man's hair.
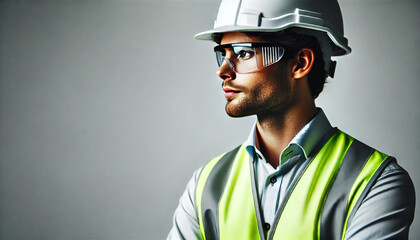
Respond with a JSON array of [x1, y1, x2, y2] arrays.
[[212, 29, 328, 99]]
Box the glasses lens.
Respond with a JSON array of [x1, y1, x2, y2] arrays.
[[231, 46, 257, 73], [215, 50, 224, 67], [214, 45, 258, 73]]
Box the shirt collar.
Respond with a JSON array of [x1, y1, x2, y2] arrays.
[[246, 108, 332, 163]]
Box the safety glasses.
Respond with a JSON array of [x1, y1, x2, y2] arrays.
[[214, 43, 286, 73]]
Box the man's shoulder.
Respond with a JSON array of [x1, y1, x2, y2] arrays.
[[196, 143, 247, 181], [203, 144, 245, 169]]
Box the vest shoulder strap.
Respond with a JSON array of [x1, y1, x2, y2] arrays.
[[320, 139, 394, 240]]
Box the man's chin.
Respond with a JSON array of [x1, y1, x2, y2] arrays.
[[225, 104, 254, 118], [226, 112, 245, 118]]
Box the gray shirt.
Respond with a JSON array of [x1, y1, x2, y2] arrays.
[[168, 110, 415, 239]]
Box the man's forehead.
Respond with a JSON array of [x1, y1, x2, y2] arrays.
[[219, 32, 270, 45]]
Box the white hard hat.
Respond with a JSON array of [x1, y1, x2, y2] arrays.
[[195, 0, 351, 77]]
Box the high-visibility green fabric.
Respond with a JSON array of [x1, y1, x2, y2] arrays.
[[218, 144, 261, 240], [196, 152, 225, 239], [196, 130, 388, 240]]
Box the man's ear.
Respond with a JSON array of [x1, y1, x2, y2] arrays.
[[292, 48, 314, 79]]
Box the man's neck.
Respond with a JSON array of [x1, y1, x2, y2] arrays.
[[255, 104, 317, 168]]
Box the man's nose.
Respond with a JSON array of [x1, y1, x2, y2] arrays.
[[216, 58, 236, 81]]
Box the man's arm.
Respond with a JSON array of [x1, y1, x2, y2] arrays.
[[345, 161, 416, 239], [167, 168, 203, 240]]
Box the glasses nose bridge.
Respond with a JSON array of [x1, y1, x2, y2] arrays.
[[221, 55, 235, 71]]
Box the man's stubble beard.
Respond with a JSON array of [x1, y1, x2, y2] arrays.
[[224, 78, 292, 119]]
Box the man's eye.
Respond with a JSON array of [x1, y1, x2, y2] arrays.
[[237, 50, 253, 59]]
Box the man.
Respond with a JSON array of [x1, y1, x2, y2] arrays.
[[168, 0, 415, 239]]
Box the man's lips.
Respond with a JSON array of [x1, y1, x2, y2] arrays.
[[223, 87, 241, 98]]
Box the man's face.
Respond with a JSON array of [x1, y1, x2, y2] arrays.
[[217, 32, 296, 118]]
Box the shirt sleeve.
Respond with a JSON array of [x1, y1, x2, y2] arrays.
[[344, 161, 416, 240], [167, 167, 203, 240]]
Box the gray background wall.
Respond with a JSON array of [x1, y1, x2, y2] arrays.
[[0, 0, 418, 239]]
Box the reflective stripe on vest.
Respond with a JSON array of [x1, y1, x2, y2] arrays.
[[195, 129, 394, 240]]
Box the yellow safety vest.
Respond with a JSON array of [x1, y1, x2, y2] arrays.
[[195, 128, 393, 240]]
